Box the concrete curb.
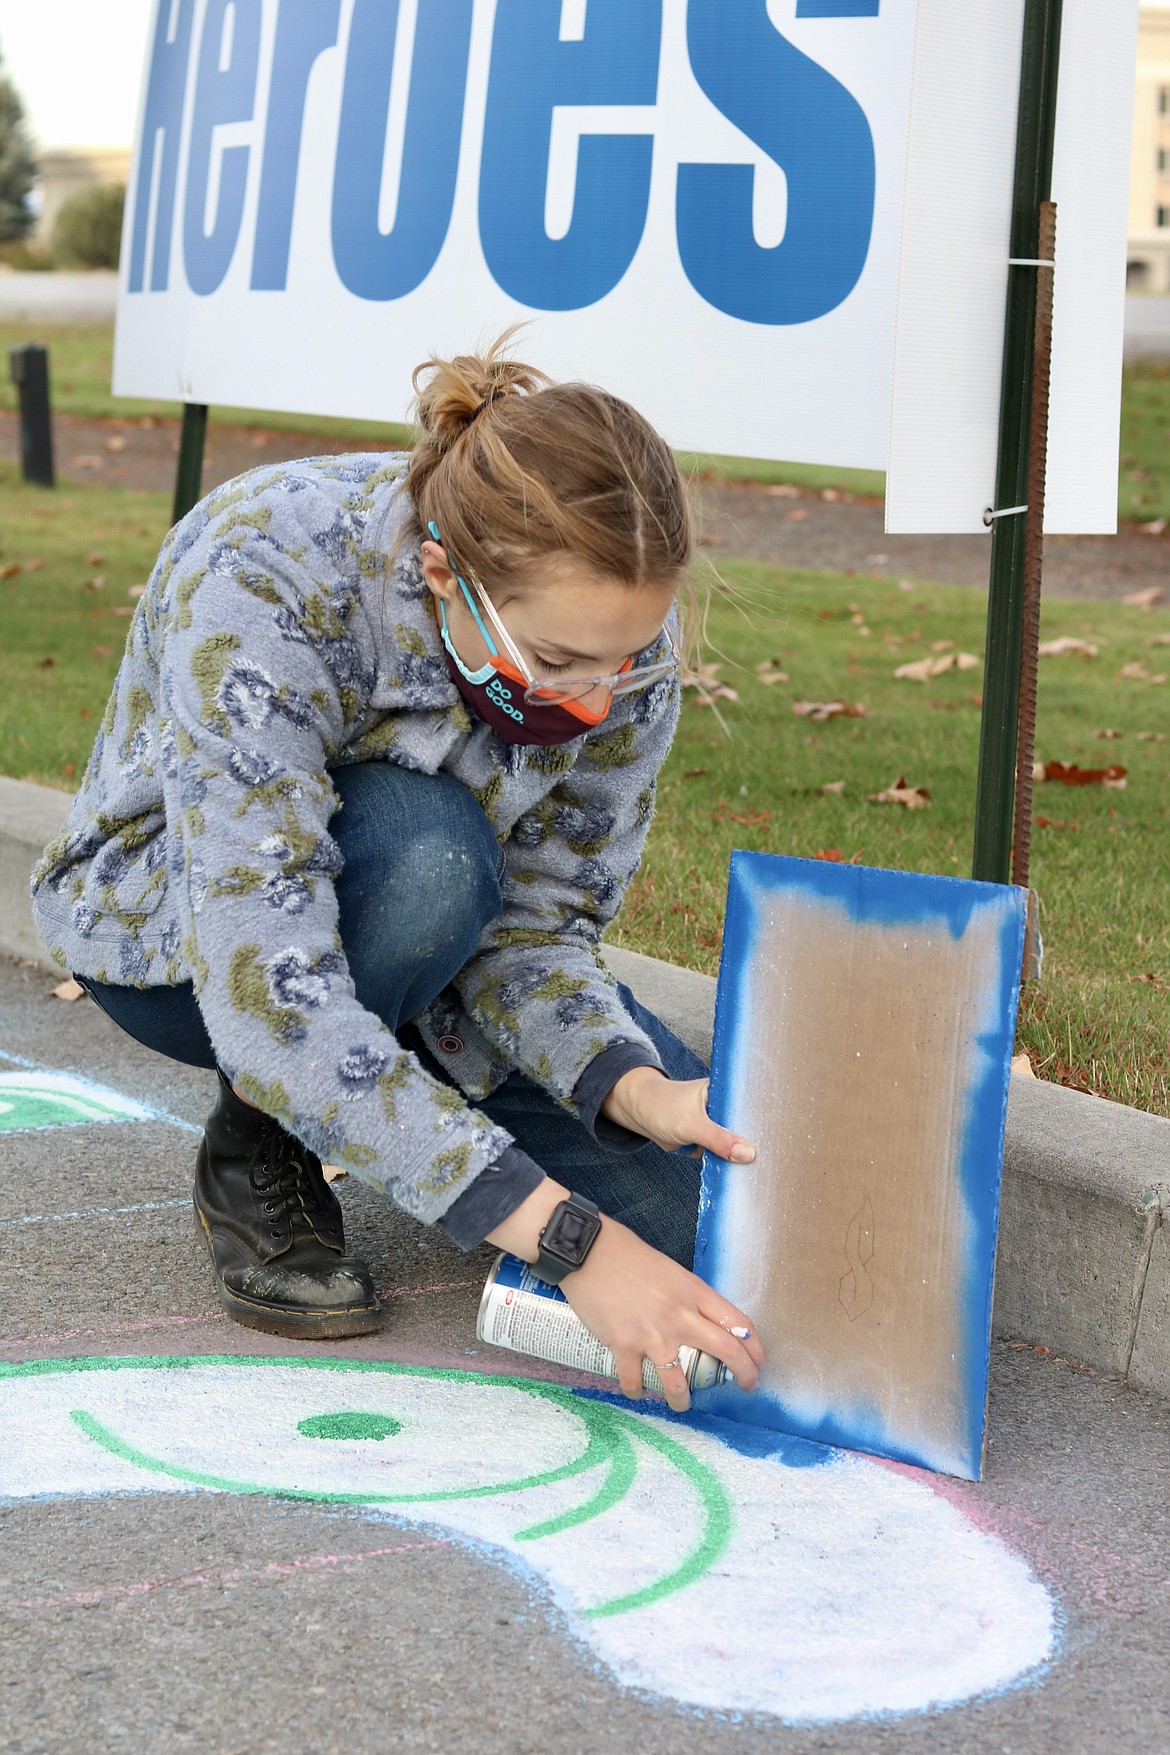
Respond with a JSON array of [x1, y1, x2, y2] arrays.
[[2, 777, 1166, 1394]]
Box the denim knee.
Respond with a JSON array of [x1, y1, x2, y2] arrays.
[[331, 764, 503, 1026]]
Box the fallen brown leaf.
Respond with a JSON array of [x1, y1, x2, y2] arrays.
[[681, 662, 738, 706], [1011, 1053, 1035, 1079], [1139, 517, 1168, 535], [128, 584, 146, 599], [868, 775, 931, 809], [1035, 815, 1080, 830], [818, 779, 846, 795], [51, 978, 86, 1002], [1122, 585, 1165, 608], [1137, 972, 1164, 988], [931, 639, 956, 653], [322, 1163, 348, 1183], [85, 577, 106, 591], [1118, 661, 1150, 680], [786, 508, 808, 522], [91, 643, 113, 658], [763, 482, 800, 497], [897, 579, 915, 592], [23, 557, 44, 573], [1137, 730, 1167, 741], [105, 435, 128, 453], [37, 656, 55, 669], [713, 803, 773, 828], [1037, 636, 1099, 658], [85, 551, 105, 566], [1146, 633, 1170, 648], [754, 659, 790, 685], [813, 848, 845, 862], [792, 700, 866, 722], [894, 652, 980, 681], [1095, 728, 1123, 740], [682, 768, 709, 780], [0, 563, 20, 580], [71, 455, 104, 470], [1033, 760, 1127, 787]]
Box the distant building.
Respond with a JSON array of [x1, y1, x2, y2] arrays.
[[32, 147, 131, 246], [1130, 7, 1170, 290]]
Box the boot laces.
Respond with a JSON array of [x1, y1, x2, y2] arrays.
[[249, 1121, 334, 1240]]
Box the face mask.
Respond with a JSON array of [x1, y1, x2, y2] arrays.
[[434, 570, 614, 748]]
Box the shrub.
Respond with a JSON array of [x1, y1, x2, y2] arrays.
[[51, 183, 125, 270], [0, 238, 54, 270]]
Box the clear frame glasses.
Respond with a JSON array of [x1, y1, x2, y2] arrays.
[[446, 547, 680, 706]]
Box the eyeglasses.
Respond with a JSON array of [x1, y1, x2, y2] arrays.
[[428, 525, 680, 706]]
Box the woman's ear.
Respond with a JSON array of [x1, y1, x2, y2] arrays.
[[420, 541, 458, 603]]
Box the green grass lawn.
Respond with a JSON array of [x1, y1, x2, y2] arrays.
[[1, 464, 1167, 1115], [11, 319, 1170, 513]]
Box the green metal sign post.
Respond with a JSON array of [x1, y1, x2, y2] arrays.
[[172, 402, 209, 528], [972, 0, 1064, 885]]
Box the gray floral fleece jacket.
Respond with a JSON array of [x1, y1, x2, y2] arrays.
[[30, 455, 680, 1248]]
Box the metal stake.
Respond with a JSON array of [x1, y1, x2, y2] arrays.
[[971, 0, 1064, 884], [8, 344, 55, 489], [1011, 200, 1057, 890], [172, 403, 209, 527]]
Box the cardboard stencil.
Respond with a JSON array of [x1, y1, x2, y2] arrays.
[[695, 854, 1028, 1481]]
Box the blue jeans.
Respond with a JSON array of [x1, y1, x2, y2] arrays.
[[80, 762, 707, 1265]]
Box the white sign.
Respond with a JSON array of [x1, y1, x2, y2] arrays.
[[114, 0, 1137, 532], [886, 0, 1139, 535], [114, 0, 919, 473]]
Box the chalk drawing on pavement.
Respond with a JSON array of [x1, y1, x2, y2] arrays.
[[0, 1355, 1057, 1724], [0, 1050, 200, 1136]]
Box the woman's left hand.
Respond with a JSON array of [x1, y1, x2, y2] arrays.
[[601, 1066, 755, 1164]]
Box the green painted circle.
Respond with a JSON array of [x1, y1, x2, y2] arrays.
[[297, 1411, 401, 1442], [298, 1411, 403, 1439]]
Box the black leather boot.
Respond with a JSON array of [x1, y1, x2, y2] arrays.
[[193, 1070, 382, 1339]]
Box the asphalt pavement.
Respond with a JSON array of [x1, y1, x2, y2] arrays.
[[2, 951, 1169, 1755]]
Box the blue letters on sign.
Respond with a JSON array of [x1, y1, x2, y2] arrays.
[[677, 0, 876, 324], [796, 0, 880, 15], [184, 0, 263, 296], [479, 0, 661, 312], [332, 0, 473, 302], [252, 0, 342, 292], [127, 0, 196, 293]]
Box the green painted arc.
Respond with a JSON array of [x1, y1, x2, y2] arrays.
[[580, 1407, 735, 1622], [513, 1427, 638, 1543], [69, 1407, 614, 1509]]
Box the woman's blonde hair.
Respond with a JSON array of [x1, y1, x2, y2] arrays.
[[405, 331, 693, 600]]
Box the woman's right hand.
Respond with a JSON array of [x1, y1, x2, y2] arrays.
[[562, 1217, 764, 1413], [486, 1179, 764, 1414]]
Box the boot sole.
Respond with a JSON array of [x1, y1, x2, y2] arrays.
[[194, 1207, 384, 1341]]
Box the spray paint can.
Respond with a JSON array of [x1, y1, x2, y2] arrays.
[[476, 1253, 727, 1392]]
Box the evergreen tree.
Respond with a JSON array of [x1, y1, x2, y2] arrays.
[[0, 45, 37, 244]]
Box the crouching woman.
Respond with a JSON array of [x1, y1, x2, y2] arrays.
[[30, 338, 763, 1412]]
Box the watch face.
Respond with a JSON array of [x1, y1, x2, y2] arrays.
[[544, 1202, 600, 1265]]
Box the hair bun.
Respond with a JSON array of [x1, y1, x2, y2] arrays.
[[411, 329, 549, 451]]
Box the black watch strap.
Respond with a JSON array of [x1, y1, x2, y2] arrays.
[[534, 1192, 602, 1286]]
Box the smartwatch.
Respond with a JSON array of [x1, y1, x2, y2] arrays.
[[534, 1193, 602, 1286]]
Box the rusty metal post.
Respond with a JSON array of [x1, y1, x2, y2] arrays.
[[1010, 199, 1057, 891]]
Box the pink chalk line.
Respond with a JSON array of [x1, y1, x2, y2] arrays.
[[0, 1281, 482, 1352], [5, 1539, 451, 1614]]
